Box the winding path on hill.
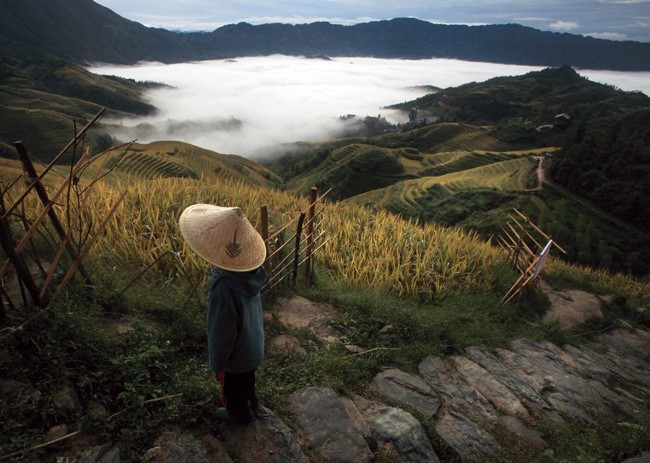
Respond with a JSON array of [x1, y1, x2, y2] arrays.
[[526, 156, 546, 192]]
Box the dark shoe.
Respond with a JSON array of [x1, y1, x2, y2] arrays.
[[216, 406, 253, 424]]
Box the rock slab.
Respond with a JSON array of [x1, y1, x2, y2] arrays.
[[371, 368, 441, 419], [286, 386, 373, 463]]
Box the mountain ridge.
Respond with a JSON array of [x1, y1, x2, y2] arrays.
[[1, 0, 650, 71]]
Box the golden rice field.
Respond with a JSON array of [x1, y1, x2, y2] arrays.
[[4, 162, 649, 303], [78, 176, 505, 299], [85, 177, 650, 303]]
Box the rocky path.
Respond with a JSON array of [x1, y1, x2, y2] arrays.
[[64, 293, 650, 463]]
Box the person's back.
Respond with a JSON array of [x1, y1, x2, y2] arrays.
[[207, 267, 266, 374], [179, 204, 267, 423]]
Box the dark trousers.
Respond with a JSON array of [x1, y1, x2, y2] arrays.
[[216, 370, 256, 411]]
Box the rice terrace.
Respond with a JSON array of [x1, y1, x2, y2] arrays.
[[1, 1, 650, 462]]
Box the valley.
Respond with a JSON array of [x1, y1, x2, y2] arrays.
[[1, 2, 649, 462]]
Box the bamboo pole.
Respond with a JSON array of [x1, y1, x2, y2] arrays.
[[292, 212, 306, 284], [52, 191, 127, 300], [305, 187, 318, 279], [266, 229, 298, 260], [0, 199, 45, 308], [298, 235, 331, 267], [3, 108, 105, 219], [267, 213, 299, 243], [13, 142, 92, 285], [514, 208, 567, 254], [509, 214, 543, 251], [39, 156, 109, 299], [507, 222, 535, 257], [500, 256, 539, 304]]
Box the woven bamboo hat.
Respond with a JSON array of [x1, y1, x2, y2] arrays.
[[179, 204, 266, 272]]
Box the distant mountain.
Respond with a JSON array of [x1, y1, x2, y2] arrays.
[[1, 0, 649, 71], [206, 20, 650, 71], [0, 0, 215, 64]]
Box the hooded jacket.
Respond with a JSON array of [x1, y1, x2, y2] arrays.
[[206, 266, 266, 373]]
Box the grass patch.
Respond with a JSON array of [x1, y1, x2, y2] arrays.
[[531, 411, 650, 463], [0, 260, 646, 462], [0, 271, 217, 462]]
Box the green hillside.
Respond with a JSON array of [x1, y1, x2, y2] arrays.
[[279, 124, 550, 200], [0, 58, 159, 163], [390, 65, 650, 126], [0, 0, 212, 64], [268, 67, 650, 277], [549, 108, 650, 230]]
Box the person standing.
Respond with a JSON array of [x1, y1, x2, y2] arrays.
[[179, 204, 267, 423]]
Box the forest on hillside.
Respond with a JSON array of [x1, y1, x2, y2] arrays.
[[549, 109, 650, 230]]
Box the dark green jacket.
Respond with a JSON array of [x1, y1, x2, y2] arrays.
[[206, 267, 266, 373]]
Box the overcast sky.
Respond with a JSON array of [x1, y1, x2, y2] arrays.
[[94, 0, 650, 42]]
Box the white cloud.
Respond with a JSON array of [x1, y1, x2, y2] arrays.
[[87, 56, 650, 159], [597, 0, 650, 3], [586, 31, 630, 40], [580, 68, 650, 93], [549, 20, 580, 31], [88, 57, 542, 157], [231, 15, 377, 25]]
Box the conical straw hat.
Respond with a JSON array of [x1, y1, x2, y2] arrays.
[[179, 204, 266, 272]]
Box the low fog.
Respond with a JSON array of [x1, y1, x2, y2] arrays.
[[87, 56, 650, 158]]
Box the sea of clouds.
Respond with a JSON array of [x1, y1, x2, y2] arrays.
[[88, 56, 650, 159]]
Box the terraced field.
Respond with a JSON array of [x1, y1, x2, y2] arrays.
[[0, 105, 93, 160], [419, 150, 527, 177], [102, 141, 280, 188], [281, 122, 551, 201], [351, 157, 537, 213], [429, 125, 518, 152], [372, 123, 527, 153], [113, 151, 198, 179]]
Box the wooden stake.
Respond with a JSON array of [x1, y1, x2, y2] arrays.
[[292, 212, 306, 284], [260, 205, 269, 241], [13, 142, 92, 286], [0, 201, 45, 308], [3, 108, 105, 219], [514, 208, 567, 254], [305, 187, 318, 279]]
